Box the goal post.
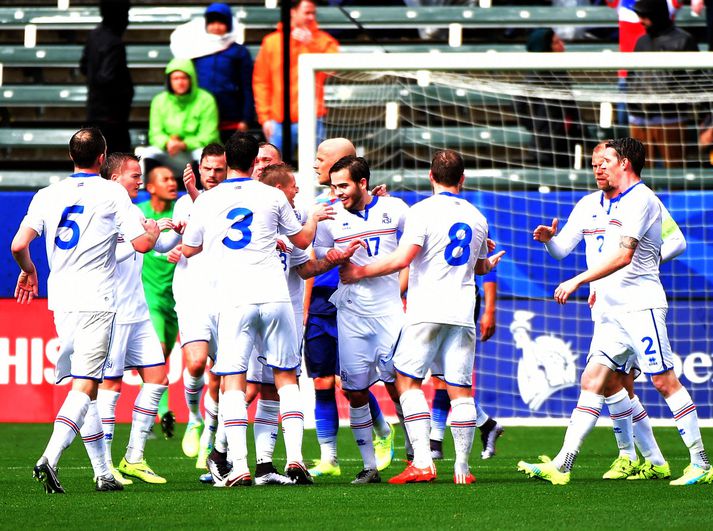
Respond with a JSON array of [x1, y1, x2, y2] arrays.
[[298, 52, 713, 425]]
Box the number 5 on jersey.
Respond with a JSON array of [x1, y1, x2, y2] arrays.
[[55, 205, 84, 250]]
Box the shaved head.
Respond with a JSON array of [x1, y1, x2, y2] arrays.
[[314, 137, 356, 186]]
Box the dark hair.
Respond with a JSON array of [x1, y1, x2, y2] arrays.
[[259, 142, 282, 159], [291, 0, 315, 8], [605, 137, 645, 177], [430, 150, 464, 186], [259, 163, 295, 187], [146, 166, 174, 186], [200, 142, 225, 163], [100, 152, 139, 180], [329, 156, 370, 187], [225, 132, 259, 172], [69, 127, 106, 168]]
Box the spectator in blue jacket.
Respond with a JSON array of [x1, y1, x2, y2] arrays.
[[170, 3, 255, 143]]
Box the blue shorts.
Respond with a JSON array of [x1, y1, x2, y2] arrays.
[[304, 314, 338, 378]]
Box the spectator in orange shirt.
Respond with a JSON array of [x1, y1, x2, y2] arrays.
[[252, 0, 339, 157]]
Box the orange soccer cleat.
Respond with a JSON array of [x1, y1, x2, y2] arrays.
[[388, 463, 437, 484]]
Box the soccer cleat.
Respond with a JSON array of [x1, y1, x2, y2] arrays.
[[285, 462, 314, 485], [95, 474, 125, 492], [224, 469, 252, 487], [517, 459, 570, 485], [181, 420, 203, 458], [255, 472, 295, 486], [33, 456, 65, 494], [110, 466, 133, 486], [480, 419, 504, 460], [118, 457, 167, 484], [602, 456, 640, 480], [198, 472, 214, 484], [388, 463, 437, 484], [196, 441, 213, 470], [206, 449, 232, 486], [704, 467, 713, 484], [160, 411, 175, 439], [454, 471, 476, 485], [430, 439, 444, 460], [374, 425, 395, 471], [352, 468, 381, 484], [626, 460, 671, 480], [308, 459, 341, 477], [669, 464, 710, 486]]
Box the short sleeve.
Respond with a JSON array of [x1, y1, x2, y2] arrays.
[[21, 189, 47, 236], [401, 206, 427, 247], [291, 245, 310, 268], [182, 195, 206, 248], [115, 191, 146, 242], [277, 193, 302, 236], [618, 191, 659, 241]]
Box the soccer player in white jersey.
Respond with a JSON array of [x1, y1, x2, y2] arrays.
[[313, 156, 408, 484], [182, 132, 334, 486], [531, 142, 686, 481], [92, 152, 177, 486], [519, 138, 711, 486], [340, 150, 504, 485], [168, 144, 227, 466], [11, 128, 159, 493]]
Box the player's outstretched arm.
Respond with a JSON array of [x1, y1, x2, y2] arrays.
[[288, 202, 335, 250], [475, 250, 505, 275], [130, 218, 160, 253], [340, 242, 421, 284], [660, 207, 686, 263], [182, 243, 202, 258], [554, 236, 636, 304], [183, 163, 200, 201], [11, 226, 40, 304], [480, 280, 497, 342], [533, 218, 558, 243]]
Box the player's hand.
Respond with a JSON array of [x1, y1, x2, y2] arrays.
[[310, 202, 335, 222], [371, 184, 388, 197], [554, 277, 580, 305], [276, 239, 287, 253], [156, 217, 174, 232], [339, 262, 365, 284], [588, 290, 596, 309], [480, 310, 496, 342], [15, 269, 39, 304], [183, 163, 197, 190], [173, 220, 187, 234], [487, 238, 496, 254], [533, 218, 558, 243], [143, 218, 160, 239], [326, 240, 365, 265], [167, 244, 183, 264], [488, 250, 506, 269]]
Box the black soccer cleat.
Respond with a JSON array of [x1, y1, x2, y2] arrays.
[[160, 411, 175, 439], [430, 439, 444, 460], [285, 462, 314, 485], [206, 448, 232, 485], [33, 456, 65, 494], [479, 417, 504, 460], [95, 474, 125, 492]]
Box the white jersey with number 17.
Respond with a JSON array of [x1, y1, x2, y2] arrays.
[[401, 192, 489, 327]]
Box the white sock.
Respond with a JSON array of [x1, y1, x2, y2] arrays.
[[450, 397, 476, 470], [125, 383, 166, 463], [665, 387, 709, 468], [199, 392, 219, 454], [605, 388, 636, 460], [278, 384, 305, 465], [553, 390, 603, 472], [400, 389, 433, 469], [631, 395, 666, 466], [221, 390, 249, 475], [214, 391, 228, 454], [97, 388, 120, 467], [80, 400, 110, 478], [474, 401, 489, 427], [394, 402, 413, 458], [350, 404, 377, 470], [183, 368, 205, 425], [429, 422, 446, 443], [254, 399, 280, 464], [43, 389, 90, 468]]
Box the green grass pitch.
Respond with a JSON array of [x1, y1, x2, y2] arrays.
[[1, 424, 711, 529]]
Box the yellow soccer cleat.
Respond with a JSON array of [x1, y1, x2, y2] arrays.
[[118, 457, 167, 484], [669, 464, 710, 486], [307, 459, 341, 477], [374, 424, 395, 471], [602, 456, 640, 480], [110, 466, 133, 486], [517, 458, 570, 486], [626, 460, 671, 480], [182, 420, 203, 458]]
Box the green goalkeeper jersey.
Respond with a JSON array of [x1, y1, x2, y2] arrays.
[[137, 199, 176, 308]]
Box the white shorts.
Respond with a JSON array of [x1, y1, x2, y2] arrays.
[[104, 320, 165, 379], [247, 309, 303, 385], [178, 306, 218, 361], [213, 302, 299, 376], [53, 311, 115, 384], [337, 310, 402, 391], [588, 308, 673, 375], [394, 322, 476, 388]]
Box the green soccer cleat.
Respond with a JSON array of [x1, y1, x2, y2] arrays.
[[182, 420, 204, 458], [308, 459, 341, 477], [517, 458, 570, 485], [670, 464, 710, 486], [704, 467, 713, 484], [196, 441, 212, 470], [374, 424, 395, 471], [118, 457, 167, 484], [626, 460, 671, 480], [602, 456, 640, 480]]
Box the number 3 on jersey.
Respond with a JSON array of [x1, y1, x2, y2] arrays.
[[223, 207, 253, 250], [55, 205, 84, 250], [444, 222, 472, 266]]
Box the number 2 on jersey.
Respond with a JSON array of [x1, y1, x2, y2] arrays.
[[222, 207, 253, 250], [55, 205, 84, 250], [444, 222, 472, 266]]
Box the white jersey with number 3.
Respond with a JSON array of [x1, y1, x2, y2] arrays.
[[401, 192, 489, 327], [21, 174, 145, 312]]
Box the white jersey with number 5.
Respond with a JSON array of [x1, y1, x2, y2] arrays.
[[401, 192, 489, 327], [20, 174, 145, 312], [182, 177, 302, 309]]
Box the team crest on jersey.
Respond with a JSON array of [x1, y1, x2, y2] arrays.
[[382, 213, 391, 224], [510, 310, 577, 411]]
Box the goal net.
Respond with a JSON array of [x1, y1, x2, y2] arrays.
[[298, 52, 713, 424]]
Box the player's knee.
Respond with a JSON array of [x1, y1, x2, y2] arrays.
[[347, 389, 369, 407], [650, 370, 681, 397], [313, 375, 335, 390], [100, 378, 122, 393]]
